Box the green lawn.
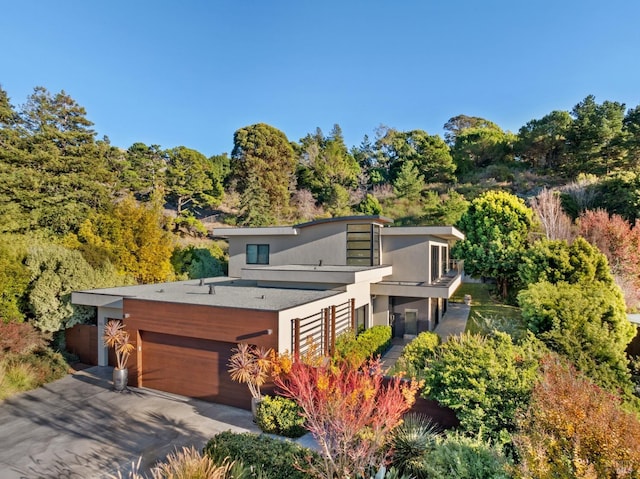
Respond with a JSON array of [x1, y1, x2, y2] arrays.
[[451, 282, 524, 335]]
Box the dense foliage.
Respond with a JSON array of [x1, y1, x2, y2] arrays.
[[452, 191, 534, 298], [255, 394, 307, 438], [514, 356, 640, 479], [421, 332, 542, 443], [394, 331, 440, 375], [518, 280, 635, 396], [204, 431, 319, 479], [518, 237, 613, 288], [334, 325, 392, 368]]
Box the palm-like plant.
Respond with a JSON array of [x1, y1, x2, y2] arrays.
[[103, 319, 135, 370], [228, 343, 272, 400]]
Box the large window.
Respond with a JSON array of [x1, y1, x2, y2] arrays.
[[431, 245, 440, 282], [347, 224, 380, 266], [246, 244, 269, 264], [441, 246, 449, 276]]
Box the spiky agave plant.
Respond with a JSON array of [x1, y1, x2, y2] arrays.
[[389, 413, 440, 476]]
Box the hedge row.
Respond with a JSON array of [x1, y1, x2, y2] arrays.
[[335, 325, 392, 367]]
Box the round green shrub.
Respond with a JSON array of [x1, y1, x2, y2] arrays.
[[204, 431, 319, 479], [415, 432, 512, 479], [400, 332, 440, 372], [256, 395, 307, 438]]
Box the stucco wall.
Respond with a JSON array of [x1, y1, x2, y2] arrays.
[[276, 281, 376, 353]]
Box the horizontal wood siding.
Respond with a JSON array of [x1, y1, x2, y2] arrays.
[[141, 331, 250, 407], [122, 299, 278, 409]]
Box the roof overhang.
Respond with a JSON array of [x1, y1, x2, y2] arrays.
[[71, 291, 124, 308], [241, 264, 393, 285], [213, 226, 298, 237], [371, 274, 462, 299], [381, 225, 464, 241]]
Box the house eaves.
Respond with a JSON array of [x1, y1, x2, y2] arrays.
[[381, 225, 464, 241], [213, 226, 299, 237], [371, 274, 462, 299], [241, 264, 393, 285]]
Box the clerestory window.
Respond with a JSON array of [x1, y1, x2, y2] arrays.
[[346, 224, 380, 266]]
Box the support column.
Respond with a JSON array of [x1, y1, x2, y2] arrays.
[[97, 307, 109, 366]]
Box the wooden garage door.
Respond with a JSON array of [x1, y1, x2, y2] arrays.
[[141, 331, 249, 408]]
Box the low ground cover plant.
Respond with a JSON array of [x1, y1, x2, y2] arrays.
[[0, 321, 67, 400]]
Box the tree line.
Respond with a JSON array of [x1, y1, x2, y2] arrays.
[[1, 84, 640, 333]]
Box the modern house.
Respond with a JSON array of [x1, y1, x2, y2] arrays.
[[71, 215, 464, 408]]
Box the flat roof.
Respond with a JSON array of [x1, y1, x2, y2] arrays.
[[381, 225, 464, 241], [213, 215, 394, 237], [74, 277, 341, 312]]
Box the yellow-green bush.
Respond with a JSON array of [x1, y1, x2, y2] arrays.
[[255, 395, 306, 438]]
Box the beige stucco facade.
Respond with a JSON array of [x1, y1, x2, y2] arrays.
[[216, 215, 464, 340]]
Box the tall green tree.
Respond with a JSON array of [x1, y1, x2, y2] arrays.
[[565, 95, 626, 176], [231, 123, 296, 222], [623, 105, 640, 168], [452, 190, 533, 298], [296, 124, 360, 212], [594, 170, 640, 223], [443, 115, 500, 146], [446, 116, 515, 176], [0, 87, 112, 235], [392, 160, 424, 199], [376, 128, 456, 184], [124, 142, 168, 199], [515, 110, 572, 170], [165, 146, 223, 216]]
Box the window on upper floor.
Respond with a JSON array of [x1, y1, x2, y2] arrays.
[[441, 246, 449, 276], [431, 245, 440, 282], [246, 244, 269, 264], [346, 224, 380, 266]]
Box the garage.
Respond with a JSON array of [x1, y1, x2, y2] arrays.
[[140, 331, 248, 407]]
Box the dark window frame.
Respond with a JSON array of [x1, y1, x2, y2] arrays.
[[246, 244, 270, 265], [346, 224, 380, 266]]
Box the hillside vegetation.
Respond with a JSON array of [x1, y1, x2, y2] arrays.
[[3, 83, 640, 476]]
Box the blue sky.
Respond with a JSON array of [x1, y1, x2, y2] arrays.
[[2, 1, 639, 157]]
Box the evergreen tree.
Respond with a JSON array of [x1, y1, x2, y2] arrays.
[[231, 123, 296, 221]]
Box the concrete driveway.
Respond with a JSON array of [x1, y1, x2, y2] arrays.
[[0, 366, 260, 478]]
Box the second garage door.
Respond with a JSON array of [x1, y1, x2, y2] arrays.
[[141, 331, 249, 408]]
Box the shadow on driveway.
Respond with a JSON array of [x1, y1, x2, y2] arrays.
[[0, 366, 259, 478]]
